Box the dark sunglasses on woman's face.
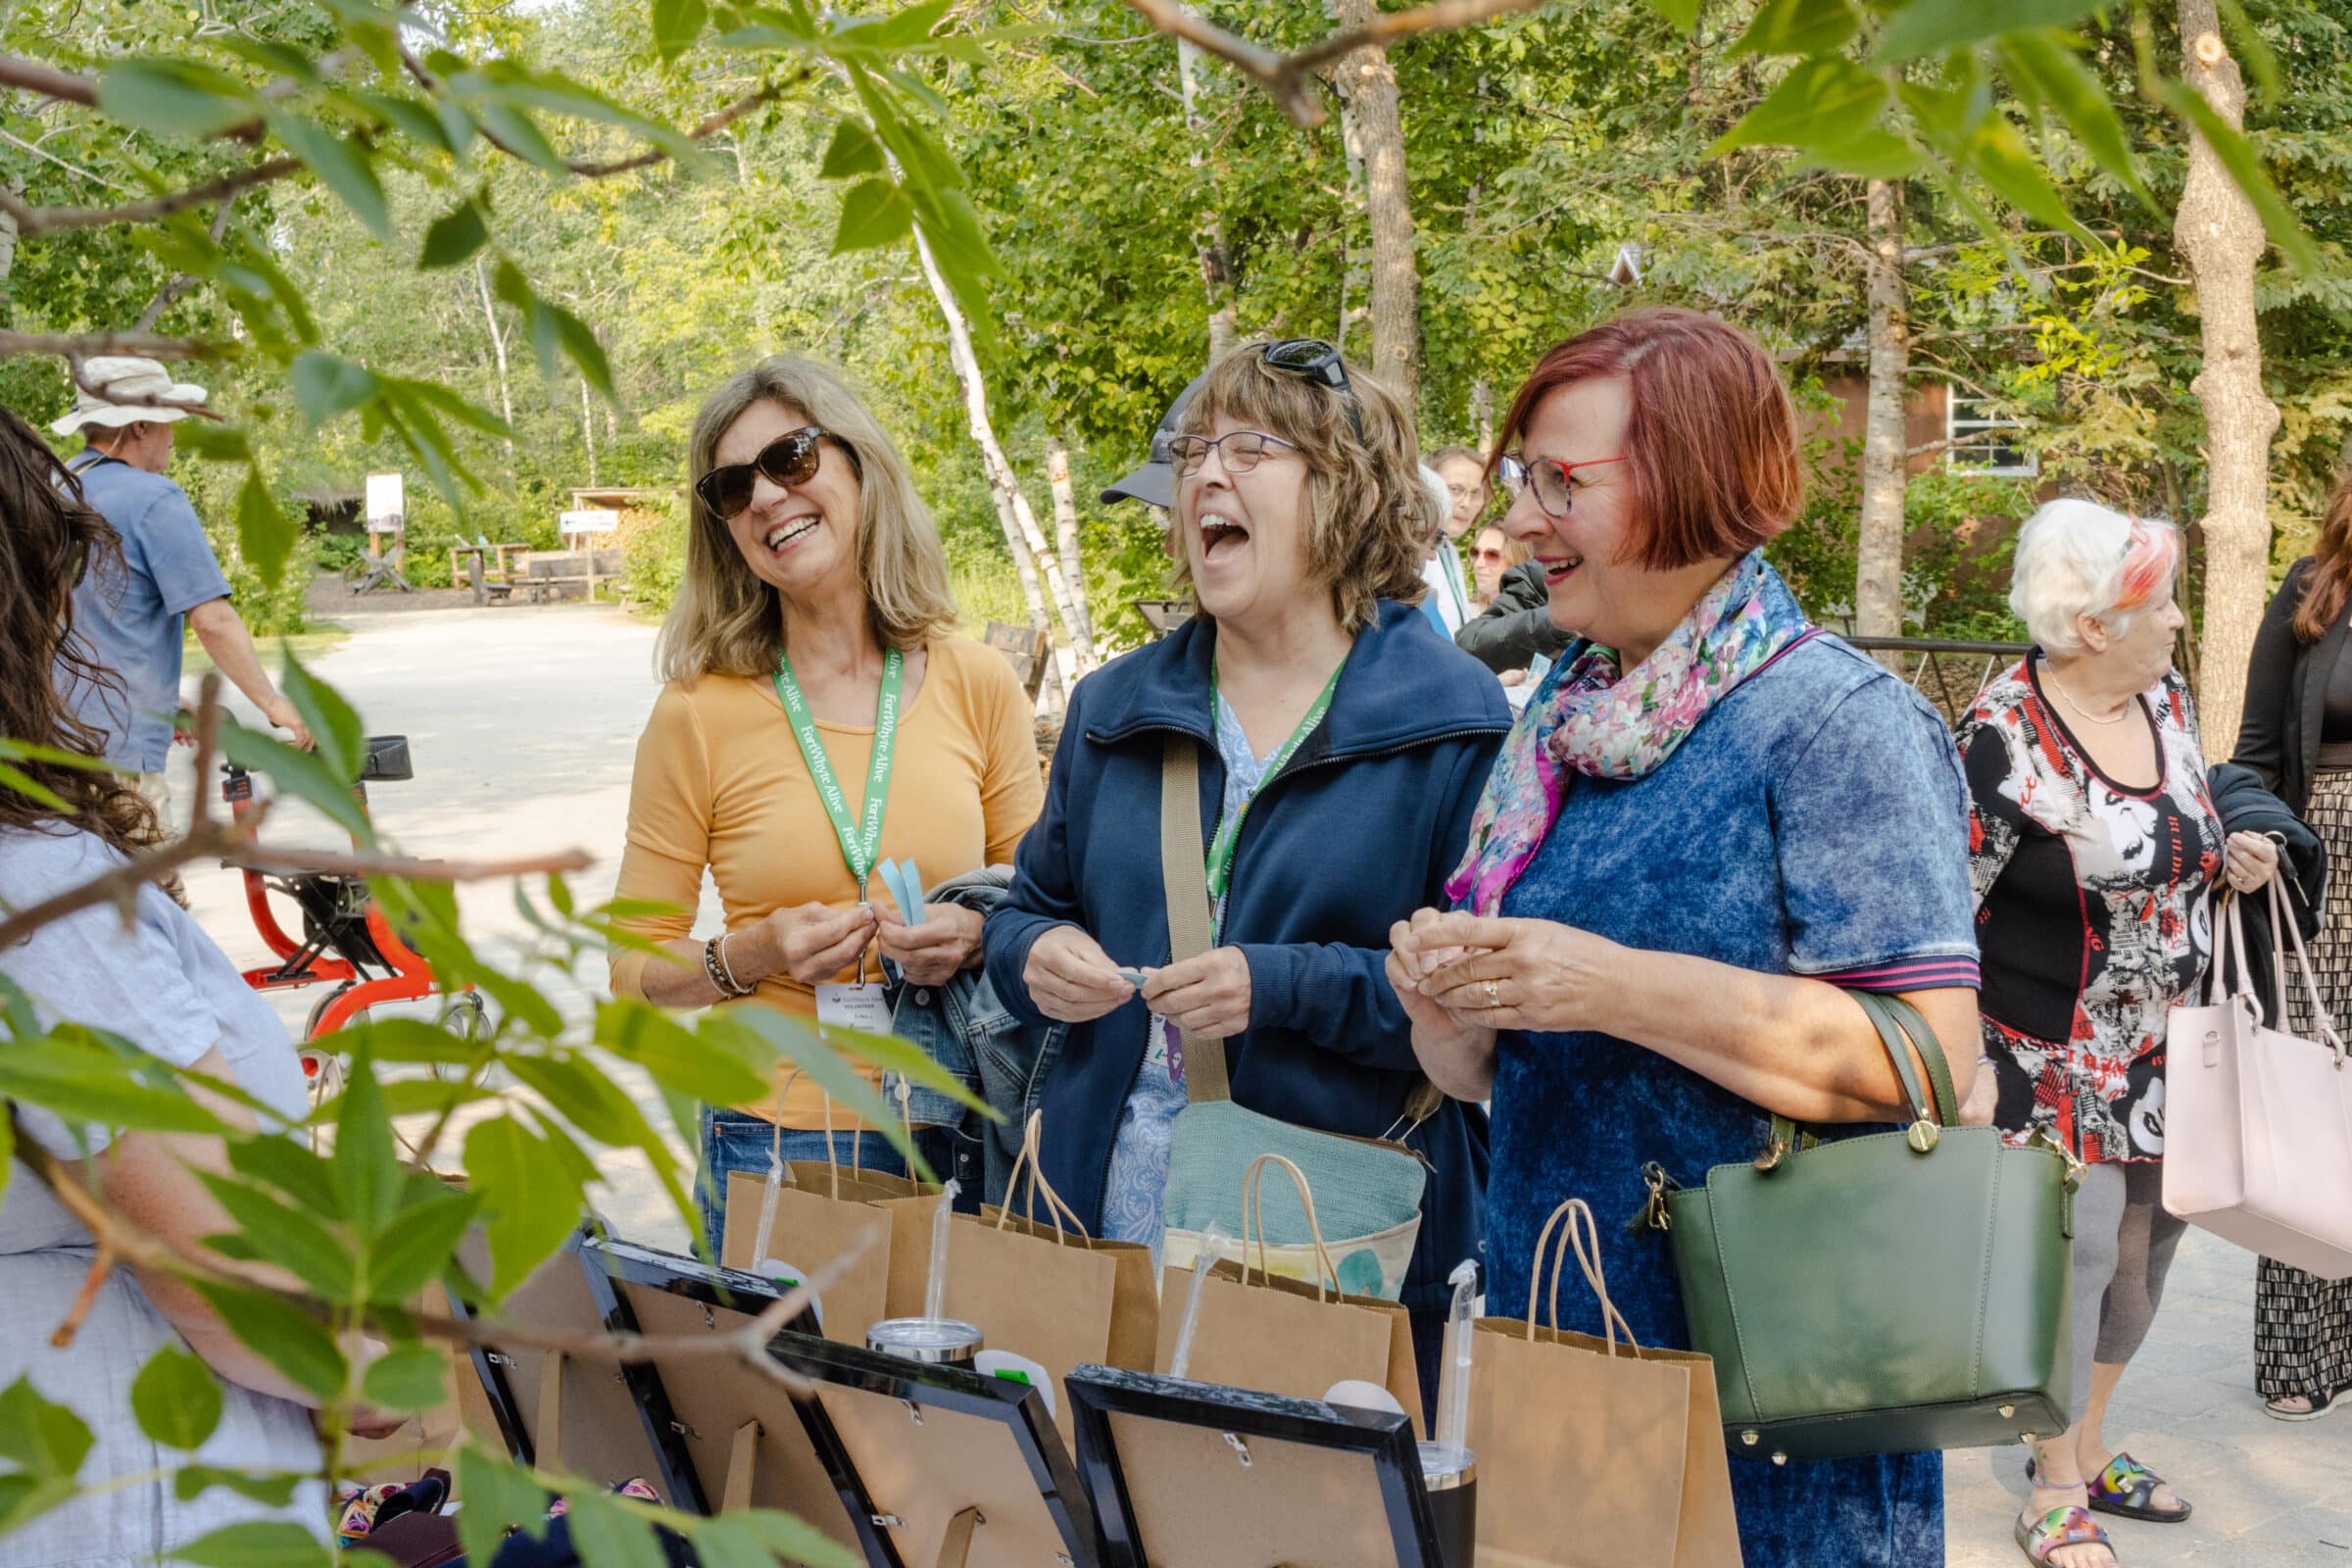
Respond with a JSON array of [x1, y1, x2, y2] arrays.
[[696, 426, 857, 519]]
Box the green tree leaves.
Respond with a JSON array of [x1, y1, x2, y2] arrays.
[[0, 1377, 94, 1534], [131, 1347, 224, 1452], [654, 0, 710, 62], [419, 201, 491, 270], [170, 1521, 331, 1568], [95, 59, 257, 140], [265, 110, 393, 241], [1872, 0, 2107, 64], [464, 1116, 584, 1298], [1711, 58, 1890, 155], [833, 177, 914, 252]]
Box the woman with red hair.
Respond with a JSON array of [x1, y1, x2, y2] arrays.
[[1386, 307, 1983, 1563]]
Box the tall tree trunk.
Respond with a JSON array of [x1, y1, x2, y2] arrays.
[[1045, 432, 1097, 649], [1176, 24, 1238, 364], [2176, 0, 2279, 760], [0, 182, 18, 305], [473, 256, 517, 457], [1470, 378, 1494, 453], [580, 376, 598, 486], [1336, 109, 1365, 361], [911, 226, 1100, 675], [1332, 0, 1421, 412], [1853, 178, 1911, 644]]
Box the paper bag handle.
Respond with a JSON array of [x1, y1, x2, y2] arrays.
[[1242, 1152, 1340, 1300], [763, 1064, 871, 1202], [995, 1110, 1091, 1243], [1527, 1198, 1640, 1355]]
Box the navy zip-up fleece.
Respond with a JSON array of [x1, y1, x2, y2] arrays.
[[982, 600, 1511, 1312]]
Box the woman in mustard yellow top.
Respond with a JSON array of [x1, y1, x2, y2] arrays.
[[610, 357, 1043, 1242]]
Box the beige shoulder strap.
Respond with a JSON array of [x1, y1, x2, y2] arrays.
[[1160, 734, 1230, 1103]]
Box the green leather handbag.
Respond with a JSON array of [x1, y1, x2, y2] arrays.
[[1649, 990, 2082, 1464]]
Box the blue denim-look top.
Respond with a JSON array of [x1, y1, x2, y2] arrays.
[[58, 454, 232, 773], [1484, 614, 1978, 1568]]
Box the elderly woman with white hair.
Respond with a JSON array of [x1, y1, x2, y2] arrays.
[[1958, 500, 2278, 1568]]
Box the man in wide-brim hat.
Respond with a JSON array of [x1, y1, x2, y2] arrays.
[[54, 358, 312, 813]]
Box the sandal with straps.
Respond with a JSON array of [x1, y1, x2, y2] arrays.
[[2086, 1452, 2192, 1523], [2016, 1505, 2118, 1567]]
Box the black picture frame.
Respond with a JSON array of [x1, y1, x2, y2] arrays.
[[764, 1330, 1100, 1568], [1064, 1365, 1444, 1568], [442, 1226, 751, 1514], [583, 1234, 861, 1555]]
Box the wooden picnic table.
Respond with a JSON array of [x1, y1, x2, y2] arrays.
[[449, 541, 532, 588]]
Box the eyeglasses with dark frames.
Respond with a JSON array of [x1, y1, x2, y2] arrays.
[[695, 425, 859, 520], [1258, 339, 1366, 443], [1498, 452, 1626, 518], [1168, 430, 1301, 478]]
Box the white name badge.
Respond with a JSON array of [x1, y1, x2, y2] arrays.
[[814, 982, 892, 1034]]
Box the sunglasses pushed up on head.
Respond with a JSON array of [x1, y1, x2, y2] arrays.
[[695, 425, 860, 520], [1258, 339, 1366, 442]]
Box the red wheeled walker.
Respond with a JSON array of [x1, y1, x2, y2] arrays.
[[221, 733, 485, 1099]]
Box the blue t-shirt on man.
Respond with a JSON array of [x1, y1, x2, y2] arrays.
[[59, 452, 231, 774]]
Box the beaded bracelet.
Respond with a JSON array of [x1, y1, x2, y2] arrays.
[[704, 934, 755, 999]]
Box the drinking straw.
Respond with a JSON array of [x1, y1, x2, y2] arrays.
[[1434, 1258, 1478, 1459], [922, 1178, 960, 1322], [1165, 1227, 1228, 1380]]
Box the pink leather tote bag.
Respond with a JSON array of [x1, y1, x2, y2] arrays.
[[2164, 876, 2352, 1281]]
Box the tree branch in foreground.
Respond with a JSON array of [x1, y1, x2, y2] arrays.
[[7, 1107, 843, 1397], [1118, 0, 1546, 126], [0, 157, 303, 237], [0, 329, 230, 363]]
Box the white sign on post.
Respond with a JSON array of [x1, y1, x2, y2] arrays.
[[365, 472, 405, 533], [559, 509, 621, 535]]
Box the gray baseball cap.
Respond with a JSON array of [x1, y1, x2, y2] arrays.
[[1099, 373, 1206, 509]]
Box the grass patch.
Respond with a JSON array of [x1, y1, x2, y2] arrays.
[[950, 559, 1031, 638], [183, 623, 355, 675]]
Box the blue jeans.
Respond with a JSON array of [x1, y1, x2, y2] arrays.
[[695, 1109, 976, 1253]]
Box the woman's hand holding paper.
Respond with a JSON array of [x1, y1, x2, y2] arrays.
[[1142, 948, 1251, 1041], [878, 903, 985, 985], [1024, 924, 1139, 1022]]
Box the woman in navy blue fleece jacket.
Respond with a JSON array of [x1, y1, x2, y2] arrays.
[[980, 341, 1509, 1389]]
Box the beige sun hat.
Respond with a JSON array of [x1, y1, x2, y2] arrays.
[[50, 356, 216, 435]]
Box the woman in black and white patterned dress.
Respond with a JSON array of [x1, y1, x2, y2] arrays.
[[1961, 501, 2285, 1567], [2234, 467, 2352, 1422]]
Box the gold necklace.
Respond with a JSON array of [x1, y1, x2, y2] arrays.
[[2041, 662, 2135, 727]]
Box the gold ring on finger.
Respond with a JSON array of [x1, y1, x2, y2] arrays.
[[1484, 979, 1501, 1008]]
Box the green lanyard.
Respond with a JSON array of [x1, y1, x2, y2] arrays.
[[1203, 658, 1344, 934], [771, 646, 903, 898]]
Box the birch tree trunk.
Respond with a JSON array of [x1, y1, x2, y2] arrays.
[[1177, 25, 1238, 364], [1332, 0, 1421, 412], [911, 225, 1100, 674], [1853, 178, 1911, 644], [2176, 0, 2279, 760], [0, 178, 22, 301], [580, 376, 598, 486], [473, 256, 517, 457], [1045, 432, 1097, 649]]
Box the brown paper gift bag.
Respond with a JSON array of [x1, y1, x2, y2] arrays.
[[936, 1112, 1161, 1440], [1470, 1199, 1742, 1568], [717, 1079, 943, 1343], [1152, 1153, 1426, 1435]]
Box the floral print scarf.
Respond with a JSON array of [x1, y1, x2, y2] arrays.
[[1446, 551, 1815, 915]]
